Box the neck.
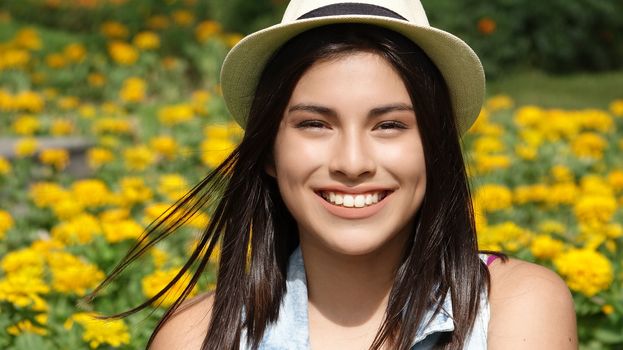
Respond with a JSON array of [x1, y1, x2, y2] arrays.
[[300, 234, 408, 328]]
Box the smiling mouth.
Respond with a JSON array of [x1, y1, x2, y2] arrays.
[[316, 190, 392, 208]]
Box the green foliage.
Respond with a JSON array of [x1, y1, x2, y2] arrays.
[[422, 0, 623, 76]]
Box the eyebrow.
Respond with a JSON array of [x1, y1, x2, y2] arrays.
[[287, 103, 414, 118]]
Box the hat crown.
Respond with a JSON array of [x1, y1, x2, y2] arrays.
[[282, 0, 429, 26]]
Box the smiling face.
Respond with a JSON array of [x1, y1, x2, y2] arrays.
[[270, 52, 427, 258]]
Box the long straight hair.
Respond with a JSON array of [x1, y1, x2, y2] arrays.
[[83, 24, 504, 350]]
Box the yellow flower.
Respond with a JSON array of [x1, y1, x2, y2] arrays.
[[100, 21, 129, 39], [101, 219, 143, 243], [151, 247, 169, 269], [99, 208, 130, 222], [519, 129, 544, 148], [573, 195, 617, 225], [602, 304, 615, 315], [554, 248, 613, 297], [538, 220, 566, 235], [172, 9, 194, 26], [39, 148, 69, 170], [51, 197, 84, 220], [150, 135, 178, 159], [87, 147, 115, 168], [79, 104, 97, 118], [45, 53, 67, 68], [472, 154, 511, 174], [0, 49, 31, 70], [123, 145, 156, 171], [514, 144, 537, 160], [544, 182, 578, 206], [1, 247, 45, 277], [0, 273, 49, 308], [48, 252, 104, 295], [119, 76, 147, 103], [191, 89, 212, 115], [11, 114, 40, 135], [144, 203, 174, 224], [29, 182, 69, 207], [158, 104, 194, 126], [146, 15, 170, 30], [513, 184, 548, 205], [478, 221, 533, 252], [530, 235, 565, 260], [580, 175, 614, 196], [474, 184, 513, 212], [133, 31, 160, 50], [14, 137, 38, 157], [204, 124, 231, 139], [158, 174, 189, 202], [571, 132, 607, 159], [223, 33, 244, 48], [473, 136, 505, 154], [92, 117, 133, 135], [49, 118, 75, 136], [108, 41, 139, 65], [57, 96, 80, 110], [119, 176, 153, 205], [550, 165, 574, 183], [72, 179, 112, 208], [0, 156, 11, 175], [577, 109, 614, 133], [87, 72, 106, 87], [13, 28, 42, 50], [195, 20, 221, 43], [141, 267, 198, 307], [201, 137, 236, 168], [609, 99, 623, 116], [486, 95, 513, 111], [607, 170, 623, 192], [7, 319, 47, 336], [63, 43, 87, 63], [514, 105, 544, 128], [65, 312, 130, 349], [0, 209, 13, 239], [51, 214, 101, 245]]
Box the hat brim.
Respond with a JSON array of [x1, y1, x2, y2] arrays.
[[220, 15, 485, 134]]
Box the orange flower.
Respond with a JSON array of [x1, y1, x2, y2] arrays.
[[477, 17, 496, 35], [108, 41, 139, 65]]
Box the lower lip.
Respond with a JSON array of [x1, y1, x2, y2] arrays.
[[314, 192, 391, 219]]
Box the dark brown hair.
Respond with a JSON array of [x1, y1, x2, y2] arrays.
[[84, 23, 506, 350]]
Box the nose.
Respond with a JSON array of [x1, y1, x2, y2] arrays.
[[328, 131, 376, 180]]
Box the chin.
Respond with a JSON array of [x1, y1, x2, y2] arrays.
[[305, 224, 409, 258]]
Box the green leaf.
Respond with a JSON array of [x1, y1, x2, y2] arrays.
[[593, 328, 623, 344]]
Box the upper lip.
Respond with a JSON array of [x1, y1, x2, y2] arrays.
[[314, 185, 396, 194]]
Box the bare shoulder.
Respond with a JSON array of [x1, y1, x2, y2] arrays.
[[487, 257, 578, 349], [149, 292, 215, 350]]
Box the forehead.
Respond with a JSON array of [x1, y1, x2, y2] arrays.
[[288, 52, 411, 107]]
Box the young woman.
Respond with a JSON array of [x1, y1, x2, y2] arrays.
[[88, 1, 577, 349]]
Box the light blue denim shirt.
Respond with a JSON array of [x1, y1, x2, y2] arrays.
[[241, 247, 489, 349]]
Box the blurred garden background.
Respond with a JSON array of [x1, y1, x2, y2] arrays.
[[0, 0, 621, 349]]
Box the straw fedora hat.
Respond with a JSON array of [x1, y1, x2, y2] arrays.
[[220, 0, 485, 134]]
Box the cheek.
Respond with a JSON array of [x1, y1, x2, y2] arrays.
[[375, 138, 426, 182], [273, 133, 326, 192]]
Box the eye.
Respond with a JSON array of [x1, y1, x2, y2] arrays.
[[295, 120, 329, 129], [375, 120, 408, 130]]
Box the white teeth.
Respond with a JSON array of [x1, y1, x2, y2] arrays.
[[343, 195, 354, 207], [320, 191, 386, 208], [354, 195, 365, 208], [335, 194, 343, 205]]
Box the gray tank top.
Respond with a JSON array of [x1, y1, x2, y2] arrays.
[[240, 247, 489, 349]]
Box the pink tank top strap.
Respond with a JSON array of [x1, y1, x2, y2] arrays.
[[485, 254, 499, 266]]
